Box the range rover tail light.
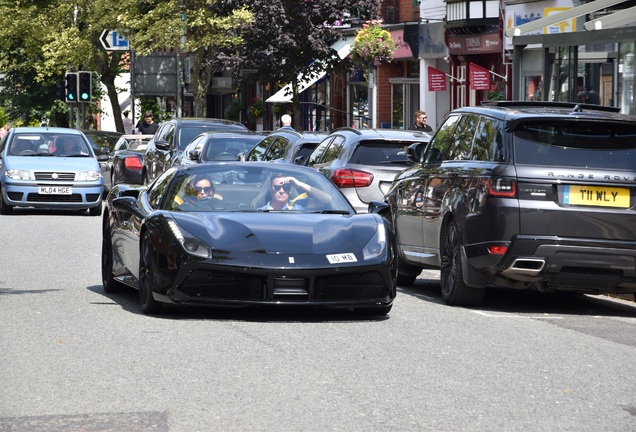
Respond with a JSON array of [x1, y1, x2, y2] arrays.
[[484, 178, 517, 197], [125, 157, 143, 170], [487, 245, 508, 255], [331, 168, 374, 188]]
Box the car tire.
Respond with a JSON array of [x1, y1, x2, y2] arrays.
[[89, 203, 103, 216], [139, 232, 163, 314], [355, 304, 392, 316], [440, 220, 485, 306], [0, 188, 13, 215], [101, 220, 128, 294]]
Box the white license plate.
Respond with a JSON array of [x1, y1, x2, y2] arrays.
[[326, 253, 358, 264], [38, 186, 72, 195]]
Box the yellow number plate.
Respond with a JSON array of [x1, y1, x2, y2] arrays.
[[563, 185, 631, 208]]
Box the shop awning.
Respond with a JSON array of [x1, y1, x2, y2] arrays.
[[266, 37, 355, 104]]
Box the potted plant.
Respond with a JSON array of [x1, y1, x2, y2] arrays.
[[247, 98, 264, 119], [351, 20, 398, 68], [224, 99, 242, 122]]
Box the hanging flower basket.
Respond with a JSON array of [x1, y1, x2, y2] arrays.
[[351, 20, 397, 68], [247, 98, 264, 118]]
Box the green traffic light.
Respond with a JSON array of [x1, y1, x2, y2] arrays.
[[81, 93, 89, 100]]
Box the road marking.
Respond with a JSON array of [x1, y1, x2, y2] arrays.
[[470, 310, 564, 319]]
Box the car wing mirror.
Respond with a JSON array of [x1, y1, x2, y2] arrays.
[[406, 142, 426, 164], [368, 200, 390, 216], [155, 140, 171, 151]]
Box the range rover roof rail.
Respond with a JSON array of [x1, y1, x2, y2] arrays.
[[480, 100, 620, 113]]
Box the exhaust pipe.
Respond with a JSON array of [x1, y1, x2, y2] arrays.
[[503, 258, 546, 277]]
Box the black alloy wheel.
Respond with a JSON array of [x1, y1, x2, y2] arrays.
[[101, 220, 127, 293], [440, 220, 485, 306], [139, 232, 163, 314]]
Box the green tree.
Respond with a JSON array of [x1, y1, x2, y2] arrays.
[[117, 0, 251, 117], [214, 0, 381, 129]]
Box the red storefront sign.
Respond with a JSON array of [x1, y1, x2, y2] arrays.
[[428, 67, 447, 91], [469, 63, 491, 91]]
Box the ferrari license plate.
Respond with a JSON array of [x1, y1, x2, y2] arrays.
[[38, 186, 72, 195], [326, 253, 358, 264], [563, 185, 630, 208]]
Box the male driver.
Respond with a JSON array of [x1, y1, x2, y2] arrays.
[[259, 173, 330, 210]]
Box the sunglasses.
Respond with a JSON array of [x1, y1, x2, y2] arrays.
[[273, 184, 292, 193], [195, 186, 212, 193]]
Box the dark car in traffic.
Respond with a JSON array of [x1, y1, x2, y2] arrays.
[[241, 130, 327, 165], [142, 117, 248, 184], [177, 131, 265, 165], [375, 101, 636, 306], [306, 128, 432, 213], [102, 162, 396, 315], [103, 134, 154, 190]]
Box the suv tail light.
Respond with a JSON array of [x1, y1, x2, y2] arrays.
[[484, 178, 516, 197], [331, 168, 374, 188], [125, 157, 143, 170]]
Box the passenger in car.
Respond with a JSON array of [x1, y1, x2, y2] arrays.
[[174, 174, 223, 207]]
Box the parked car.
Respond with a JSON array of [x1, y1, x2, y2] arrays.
[[142, 118, 248, 184], [0, 127, 104, 215], [177, 131, 265, 166], [102, 162, 396, 315], [103, 134, 154, 190], [240, 130, 327, 165], [374, 101, 636, 306], [306, 128, 432, 213]]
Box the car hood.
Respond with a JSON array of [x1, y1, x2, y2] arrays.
[[172, 211, 381, 255], [4, 155, 100, 171]]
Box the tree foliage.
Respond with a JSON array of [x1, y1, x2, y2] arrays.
[[214, 0, 381, 127]]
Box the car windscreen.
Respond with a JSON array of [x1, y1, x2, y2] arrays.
[[513, 123, 636, 170], [10, 133, 93, 157], [163, 165, 354, 213], [349, 141, 412, 166]]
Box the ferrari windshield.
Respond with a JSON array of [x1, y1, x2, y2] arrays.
[[161, 163, 355, 214]]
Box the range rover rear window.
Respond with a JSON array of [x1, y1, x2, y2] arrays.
[[513, 123, 636, 169]]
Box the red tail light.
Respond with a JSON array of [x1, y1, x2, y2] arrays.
[[124, 157, 143, 170], [487, 245, 508, 255], [485, 178, 516, 197], [331, 168, 374, 188]]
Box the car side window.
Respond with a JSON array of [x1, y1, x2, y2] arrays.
[[147, 168, 177, 208], [267, 138, 289, 161], [320, 135, 345, 164], [447, 114, 479, 161], [248, 137, 273, 161], [307, 136, 335, 166], [424, 114, 460, 163], [470, 116, 506, 162]]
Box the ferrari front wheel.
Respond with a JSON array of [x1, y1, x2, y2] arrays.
[[139, 233, 163, 314], [101, 221, 127, 294]]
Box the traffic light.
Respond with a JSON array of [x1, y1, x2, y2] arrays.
[[64, 72, 78, 102], [78, 71, 92, 102]]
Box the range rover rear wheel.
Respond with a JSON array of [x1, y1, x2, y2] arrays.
[[440, 221, 485, 306]]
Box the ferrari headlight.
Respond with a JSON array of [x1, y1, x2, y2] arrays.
[[6, 169, 32, 180], [168, 220, 212, 259], [362, 221, 386, 260], [76, 170, 101, 181]]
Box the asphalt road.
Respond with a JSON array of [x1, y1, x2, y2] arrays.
[[1, 208, 635, 431]]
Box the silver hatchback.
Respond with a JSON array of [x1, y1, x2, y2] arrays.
[[306, 128, 431, 213]]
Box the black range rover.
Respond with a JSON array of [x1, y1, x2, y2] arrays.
[[376, 101, 636, 306]]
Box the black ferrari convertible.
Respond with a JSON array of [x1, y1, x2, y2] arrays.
[[101, 162, 396, 315]]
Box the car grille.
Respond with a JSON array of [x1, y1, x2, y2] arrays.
[[178, 269, 389, 303], [180, 271, 264, 300], [34, 172, 75, 181], [27, 193, 83, 203], [7, 192, 23, 201]]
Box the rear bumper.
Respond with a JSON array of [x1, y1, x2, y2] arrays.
[[464, 235, 636, 293]]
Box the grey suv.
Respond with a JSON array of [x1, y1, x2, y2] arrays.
[[374, 101, 636, 306], [307, 128, 431, 213]]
